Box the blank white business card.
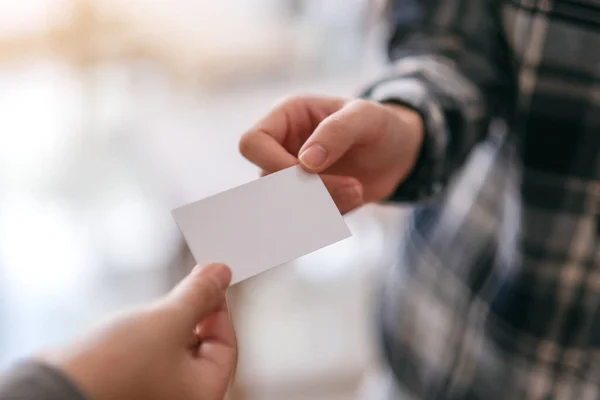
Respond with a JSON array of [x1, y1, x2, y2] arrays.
[[172, 166, 351, 284]]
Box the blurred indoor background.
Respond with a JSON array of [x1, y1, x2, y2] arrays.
[[0, 0, 407, 398]]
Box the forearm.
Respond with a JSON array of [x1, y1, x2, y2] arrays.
[[0, 361, 87, 400]]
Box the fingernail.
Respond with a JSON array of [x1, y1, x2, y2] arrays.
[[198, 263, 232, 289], [334, 185, 363, 203], [299, 144, 328, 170]]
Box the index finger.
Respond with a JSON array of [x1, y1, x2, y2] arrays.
[[239, 95, 346, 173], [195, 300, 236, 350], [239, 129, 298, 173]]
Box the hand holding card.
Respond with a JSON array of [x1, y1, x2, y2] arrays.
[[172, 166, 351, 284]]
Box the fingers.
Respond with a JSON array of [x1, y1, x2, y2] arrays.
[[165, 264, 232, 330], [239, 130, 298, 172], [298, 99, 385, 173], [194, 301, 236, 366], [259, 171, 364, 213], [240, 95, 346, 172], [190, 301, 237, 399], [320, 174, 364, 214], [195, 301, 235, 348]]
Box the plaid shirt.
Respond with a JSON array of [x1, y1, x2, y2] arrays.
[[362, 0, 600, 399]]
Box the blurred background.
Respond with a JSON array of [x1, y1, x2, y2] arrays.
[[0, 0, 408, 398]]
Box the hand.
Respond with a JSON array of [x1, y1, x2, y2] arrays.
[[239, 96, 424, 214], [42, 264, 236, 400]]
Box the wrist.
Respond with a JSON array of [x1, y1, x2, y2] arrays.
[[40, 345, 126, 400], [382, 101, 444, 202], [381, 102, 425, 174]]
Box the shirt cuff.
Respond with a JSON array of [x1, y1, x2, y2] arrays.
[[361, 77, 449, 202], [0, 361, 88, 400]]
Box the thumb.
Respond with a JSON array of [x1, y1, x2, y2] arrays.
[[298, 99, 384, 173], [164, 263, 232, 329]]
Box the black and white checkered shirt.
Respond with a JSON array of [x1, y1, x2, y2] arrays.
[[363, 0, 600, 398]]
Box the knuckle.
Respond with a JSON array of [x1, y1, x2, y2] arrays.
[[238, 130, 259, 157], [345, 98, 373, 113], [275, 95, 305, 110], [322, 115, 350, 138]]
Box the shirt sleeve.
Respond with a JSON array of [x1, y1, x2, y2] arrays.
[[362, 0, 515, 202], [0, 361, 87, 400]]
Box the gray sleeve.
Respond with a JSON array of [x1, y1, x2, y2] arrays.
[[0, 362, 87, 400]]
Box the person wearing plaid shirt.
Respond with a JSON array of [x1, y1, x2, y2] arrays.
[[364, 0, 600, 398], [240, 0, 600, 398]]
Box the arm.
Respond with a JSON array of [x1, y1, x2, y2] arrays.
[[0, 362, 87, 400], [0, 263, 235, 400], [363, 0, 515, 201]]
